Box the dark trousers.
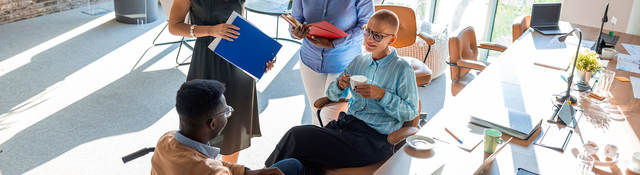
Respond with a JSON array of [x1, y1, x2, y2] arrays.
[[270, 158, 305, 175], [265, 113, 393, 174]]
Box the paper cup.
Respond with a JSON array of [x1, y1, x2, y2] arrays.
[[350, 75, 367, 89], [600, 48, 616, 60]]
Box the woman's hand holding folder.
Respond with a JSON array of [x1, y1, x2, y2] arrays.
[[207, 24, 240, 41], [264, 60, 275, 73]]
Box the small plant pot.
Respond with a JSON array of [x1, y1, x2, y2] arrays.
[[577, 70, 592, 83]]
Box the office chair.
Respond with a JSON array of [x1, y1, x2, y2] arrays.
[[375, 5, 435, 86], [512, 15, 531, 42], [138, 0, 194, 66], [313, 97, 421, 175], [447, 26, 507, 81]]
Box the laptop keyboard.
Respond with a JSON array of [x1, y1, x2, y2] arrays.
[[536, 26, 560, 31]]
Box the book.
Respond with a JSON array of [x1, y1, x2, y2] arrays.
[[209, 11, 282, 79], [280, 14, 348, 39], [467, 82, 543, 140]]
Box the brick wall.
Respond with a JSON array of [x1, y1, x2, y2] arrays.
[[0, 0, 110, 25]]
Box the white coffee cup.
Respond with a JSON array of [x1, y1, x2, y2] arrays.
[[601, 48, 616, 60], [350, 75, 368, 89], [628, 152, 640, 172], [633, 152, 640, 166], [604, 144, 618, 159]]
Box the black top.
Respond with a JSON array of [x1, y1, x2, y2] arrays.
[[186, 0, 261, 154]]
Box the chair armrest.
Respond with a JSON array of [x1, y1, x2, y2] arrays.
[[457, 59, 487, 71], [387, 126, 419, 145], [313, 97, 347, 109], [478, 42, 507, 52], [418, 32, 435, 46]]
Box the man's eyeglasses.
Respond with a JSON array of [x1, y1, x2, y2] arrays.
[[213, 105, 234, 118], [362, 25, 394, 42]]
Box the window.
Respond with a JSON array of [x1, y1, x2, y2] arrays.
[[377, 0, 435, 25], [376, 0, 561, 59], [491, 0, 561, 45]]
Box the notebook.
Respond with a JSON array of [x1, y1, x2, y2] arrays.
[[280, 14, 348, 39], [535, 124, 572, 152], [533, 49, 573, 71], [470, 108, 542, 140], [209, 11, 282, 79], [427, 123, 483, 152], [308, 21, 348, 39]]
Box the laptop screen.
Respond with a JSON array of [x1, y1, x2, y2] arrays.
[[531, 3, 561, 27]]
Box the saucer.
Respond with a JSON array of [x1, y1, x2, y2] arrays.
[[625, 160, 640, 174], [406, 135, 435, 151]]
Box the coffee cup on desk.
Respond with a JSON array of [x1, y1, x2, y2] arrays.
[[600, 48, 616, 60], [484, 129, 503, 154], [625, 152, 640, 173], [350, 75, 368, 89]]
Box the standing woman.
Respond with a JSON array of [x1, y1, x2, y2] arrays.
[[168, 0, 274, 162], [290, 0, 374, 126]]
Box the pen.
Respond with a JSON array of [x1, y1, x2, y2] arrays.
[[445, 127, 463, 144]]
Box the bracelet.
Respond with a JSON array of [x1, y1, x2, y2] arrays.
[[190, 25, 196, 38]]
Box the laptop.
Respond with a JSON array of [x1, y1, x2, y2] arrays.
[[531, 3, 566, 35]]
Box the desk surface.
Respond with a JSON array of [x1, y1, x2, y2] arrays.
[[375, 25, 640, 175]]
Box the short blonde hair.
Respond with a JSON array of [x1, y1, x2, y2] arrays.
[[370, 10, 399, 34]]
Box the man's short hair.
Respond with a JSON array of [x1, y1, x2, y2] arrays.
[[371, 9, 399, 34], [176, 79, 226, 120]]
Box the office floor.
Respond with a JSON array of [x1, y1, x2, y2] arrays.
[[0, 2, 464, 174]]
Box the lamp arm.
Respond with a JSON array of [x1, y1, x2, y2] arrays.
[[564, 30, 582, 102]]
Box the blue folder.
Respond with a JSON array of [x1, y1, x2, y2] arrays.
[[208, 11, 282, 80]]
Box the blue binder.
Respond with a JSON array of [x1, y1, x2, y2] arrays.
[[208, 11, 282, 80]]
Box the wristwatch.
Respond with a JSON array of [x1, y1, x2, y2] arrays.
[[190, 25, 197, 38]]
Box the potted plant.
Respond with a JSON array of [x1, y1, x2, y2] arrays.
[[575, 49, 602, 83]]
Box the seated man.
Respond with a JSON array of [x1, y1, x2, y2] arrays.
[[265, 10, 418, 173], [151, 79, 304, 175]]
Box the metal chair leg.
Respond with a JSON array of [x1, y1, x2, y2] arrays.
[[138, 22, 194, 67], [175, 37, 191, 66], [316, 109, 324, 127], [422, 45, 432, 64]]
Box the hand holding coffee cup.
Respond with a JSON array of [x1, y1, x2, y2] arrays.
[[337, 74, 351, 90]]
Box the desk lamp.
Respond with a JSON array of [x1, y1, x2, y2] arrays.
[[591, 3, 609, 54], [556, 28, 582, 105]]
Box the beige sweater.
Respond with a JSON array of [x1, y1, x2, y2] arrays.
[[151, 132, 245, 175]]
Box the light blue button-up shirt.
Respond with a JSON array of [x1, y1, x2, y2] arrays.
[[174, 131, 220, 158], [326, 49, 419, 135], [290, 0, 374, 73]]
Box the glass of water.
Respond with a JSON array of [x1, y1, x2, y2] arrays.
[[576, 152, 595, 175], [594, 70, 616, 99]]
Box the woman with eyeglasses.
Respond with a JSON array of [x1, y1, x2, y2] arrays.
[[289, 0, 374, 126], [168, 0, 273, 164]]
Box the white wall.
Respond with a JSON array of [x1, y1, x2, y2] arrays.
[[561, 0, 634, 33], [627, 0, 640, 35]]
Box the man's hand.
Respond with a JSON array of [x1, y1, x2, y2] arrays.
[[245, 167, 283, 175], [291, 24, 310, 40], [307, 36, 334, 48], [264, 60, 276, 73], [354, 84, 386, 100], [337, 74, 351, 90]]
